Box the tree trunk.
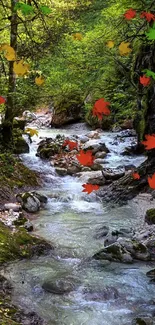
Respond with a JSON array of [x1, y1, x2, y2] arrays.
[[2, 0, 18, 148]]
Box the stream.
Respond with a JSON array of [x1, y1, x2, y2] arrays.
[[2, 123, 155, 325]]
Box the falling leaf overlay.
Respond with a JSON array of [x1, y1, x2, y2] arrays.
[[106, 40, 115, 48], [0, 96, 6, 104], [40, 6, 52, 15], [146, 26, 155, 40], [118, 42, 132, 56], [142, 134, 155, 150], [0, 44, 16, 61], [143, 69, 155, 80], [82, 184, 99, 194], [124, 8, 136, 20], [62, 140, 78, 151], [132, 172, 140, 180], [140, 11, 155, 22], [25, 128, 38, 137], [139, 75, 151, 86], [35, 76, 45, 86], [92, 98, 111, 120], [76, 150, 94, 166], [72, 33, 83, 41], [14, 2, 35, 15], [148, 173, 155, 189], [13, 60, 30, 76]]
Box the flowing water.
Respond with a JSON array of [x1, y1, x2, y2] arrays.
[[2, 123, 155, 325]]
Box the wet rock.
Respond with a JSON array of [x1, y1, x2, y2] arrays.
[[86, 131, 101, 139], [104, 234, 118, 247], [77, 171, 106, 186], [42, 278, 76, 294], [67, 165, 81, 175], [22, 110, 36, 122], [94, 225, 109, 239], [31, 192, 47, 204], [24, 220, 34, 232], [79, 135, 89, 143], [55, 167, 67, 176], [93, 242, 133, 263], [120, 119, 133, 130], [3, 203, 22, 212], [82, 140, 109, 154], [16, 192, 41, 213], [102, 167, 125, 180], [145, 209, 155, 225], [83, 286, 119, 301], [81, 167, 92, 172], [91, 163, 103, 171], [14, 137, 29, 154], [95, 151, 107, 159], [146, 269, 155, 279], [132, 316, 154, 325]]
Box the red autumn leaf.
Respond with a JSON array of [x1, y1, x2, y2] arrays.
[[82, 183, 99, 194], [62, 139, 78, 150], [124, 8, 136, 20], [92, 98, 111, 120], [0, 96, 6, 104], [148, 173, 155, 189], [140, 11, 155, 22], [139, 75, 151, 86], [132, 172, 140, 180], [76, 150, 94, 166], [142, 134, 155, 150]]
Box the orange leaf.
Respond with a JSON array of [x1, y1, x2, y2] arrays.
[[124, 8, 136, 20], [76, 150, 94, 166], [0, 96, 5, 104], [148, 173, 155, 189], [139, 75, 151, 86], [142, 134, 155, 150], [82, 183, 99, 194], [62, 139, 78, 150], [140, 11, 155, 22], [132, 172, 140, 180], [92, 98, 111, 120]]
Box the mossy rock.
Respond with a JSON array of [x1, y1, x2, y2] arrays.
[[145, 209, 155, 225], [13, 137, 29, 154]]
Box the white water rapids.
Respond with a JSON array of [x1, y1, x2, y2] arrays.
[[2, 123, 155, 325]]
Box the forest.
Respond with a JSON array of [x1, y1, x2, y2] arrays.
[[0, 0, 155, 324]]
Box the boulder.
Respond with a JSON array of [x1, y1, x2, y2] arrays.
[[77, 171, 106, 185], [93, 242, 133, 263], [42, 278, 76, 294], [22, 110, 36, 122], [86, 131, 100, 139], [55, 167, 67, 176], [94, 225, 109, 239], [102, 167, 125, 180], [78, 135, 89, 143], [16, 192, 40, 213], [14, 137, 29, 154], [145, 209, 155, 225], [83, 286, 119, 301], [82, 140, 109, 154], [132, 316, 154, 325]]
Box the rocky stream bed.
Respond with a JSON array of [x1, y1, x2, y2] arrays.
[[0, 121, 155, 325]]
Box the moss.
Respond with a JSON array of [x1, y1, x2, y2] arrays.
[[0, 221, 52, 264], [145, 208, 155, 225]]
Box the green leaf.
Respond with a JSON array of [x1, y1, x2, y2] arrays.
[[143, 69, 155, 80], [14, 2, 34, 15], [146, 27, 155, 40], [40, 6, 52, 15]]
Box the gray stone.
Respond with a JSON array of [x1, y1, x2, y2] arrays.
[[4, 203, 22, 212], [24, 221, 34, 232], [55, 167, 67, 176], [95, 151, 107, 159]]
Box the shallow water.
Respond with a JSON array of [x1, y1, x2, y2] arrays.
[[2, 123, 155, 325]]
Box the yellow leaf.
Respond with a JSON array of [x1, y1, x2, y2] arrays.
[[25, 128, 38, 137], [13, 60, 30, 76], [35, 76, 45, 86], [118, 42, 132, 56], [0, 44, 16, 61], [106, 40, 115, 48], [72, 33, 83, 41]]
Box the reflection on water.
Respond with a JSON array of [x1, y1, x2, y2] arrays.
[[2, 123, 155, 325]]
